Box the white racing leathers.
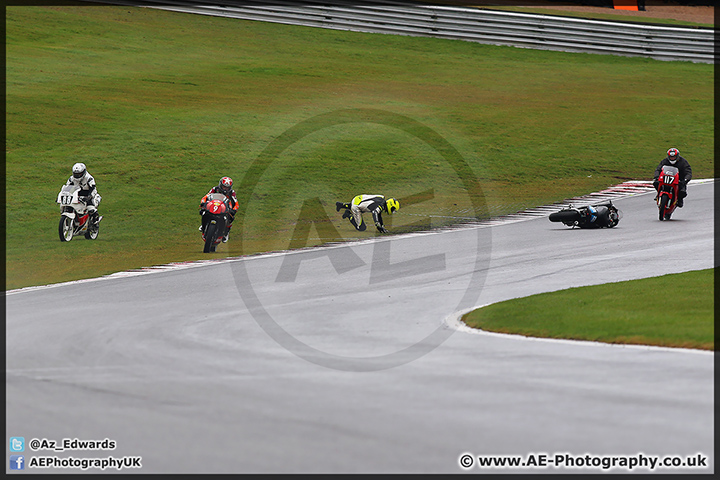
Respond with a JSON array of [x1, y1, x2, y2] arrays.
[[350, 194, 387, 232], [66, 172, 101, 213]]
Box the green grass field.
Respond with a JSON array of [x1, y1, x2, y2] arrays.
[[5, 6, 714, 349], [463, 269, 714, 350]]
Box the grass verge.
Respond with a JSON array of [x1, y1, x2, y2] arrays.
[[462, 269, 714, 350]]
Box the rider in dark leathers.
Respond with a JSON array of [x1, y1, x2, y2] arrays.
[[653, 147, 692, 207]]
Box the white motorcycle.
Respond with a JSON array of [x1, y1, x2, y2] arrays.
[[56, 184, 102, 242]]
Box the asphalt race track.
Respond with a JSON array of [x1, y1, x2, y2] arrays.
[[6, 181, 714, 474]]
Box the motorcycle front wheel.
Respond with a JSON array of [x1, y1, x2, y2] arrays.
[[59, 216, 74, 242], [658, 196, 669, 221], [204, 223, 217, 253]]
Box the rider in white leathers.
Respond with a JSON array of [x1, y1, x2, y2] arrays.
[[66, 162, 101, 223]]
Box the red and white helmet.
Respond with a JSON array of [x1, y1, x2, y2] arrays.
[[219, 176, 233, 194], [667, 148, 679, 164]]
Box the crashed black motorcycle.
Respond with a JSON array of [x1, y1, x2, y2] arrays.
[[549, 200, 621, 229]]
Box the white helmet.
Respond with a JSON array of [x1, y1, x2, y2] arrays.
[[72, 162, 87, 179], [666, 148, 679, 165]]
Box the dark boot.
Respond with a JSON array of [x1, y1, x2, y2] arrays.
[[342, 209, 352, 219], [677, 190, 686, 208], [350, 217, 366, 231]]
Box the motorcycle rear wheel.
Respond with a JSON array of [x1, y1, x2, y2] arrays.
[[204, 223, 217, 253], [59, 216, 74, 242], [549, 210, 580, 225]]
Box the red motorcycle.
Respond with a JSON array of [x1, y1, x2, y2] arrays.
[[200, 193, 231, 253], [656, 165, 680, 221]]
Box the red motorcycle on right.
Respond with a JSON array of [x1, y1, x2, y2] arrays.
[[199, 192, 232, 253], [655, 165, 680, 221]]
